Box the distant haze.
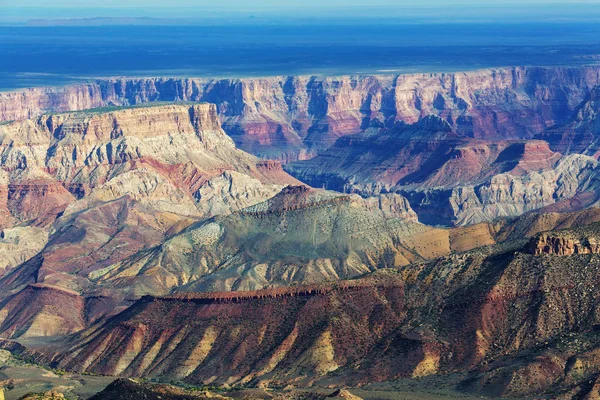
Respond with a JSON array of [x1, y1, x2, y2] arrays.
[[1, 0, 600, 90], [6, 0, 600, 6], [3, 0, 600, 23]]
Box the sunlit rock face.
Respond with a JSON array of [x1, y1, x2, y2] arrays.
[[2, 66, 600, 160], [0, 103, 305, 336]]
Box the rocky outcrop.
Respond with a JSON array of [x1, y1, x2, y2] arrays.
[[194, 171, 284, 218], [529, 234, 600, 255], [44, 232, 600, 396], [287, 114, 597, 226], [528, 222, 600, 255], [2, 66, 600, 160]]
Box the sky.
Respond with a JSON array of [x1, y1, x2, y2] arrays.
[[2, 0, 600, 23], [4, 0, 600, 7]]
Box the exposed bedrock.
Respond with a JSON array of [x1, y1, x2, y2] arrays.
[[2, 66, 600, 160], [286, 112, 600, 226], [43, 236, 600, 397]]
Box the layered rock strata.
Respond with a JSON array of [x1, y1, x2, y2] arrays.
[[2, 66, 600, 160], [41, 228, 600, 398], [287, 115, 600, 226]]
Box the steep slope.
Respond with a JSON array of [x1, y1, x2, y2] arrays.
[[537, 86, 600, 156], [287, 115, 593, 226], [0, 104, 302, 337], [82, 186, 420, 296], [42, 219, 600, 398], [2, 66, 600, 160], [286, 116, 561, 193], [0, 284, 85, 339]]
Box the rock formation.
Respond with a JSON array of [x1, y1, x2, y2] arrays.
[[528, 222, 600, 255], [537, 85, 600, 156], [3, 67, 600, 399], [287, 114, 600, 225], [0, 104, 306, 336], [0, 103, 296, 230], [80, 186, 420, 296], [2, 66, 600, 160], [38, 222, 600, 398], [287, 116, 561, 191]]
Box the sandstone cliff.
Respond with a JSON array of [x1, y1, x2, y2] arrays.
[[528, 222, 600, 255], [0, 103, 294, 229], [2, 66, 600, 160]]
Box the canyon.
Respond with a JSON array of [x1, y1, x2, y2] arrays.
[[2, 66, 600, 162], [3, 64, 600, 399], [11, 212, 600, 399], [286, 116, 600, 225]]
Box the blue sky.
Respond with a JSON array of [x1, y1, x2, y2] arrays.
[[5, 0, 600, 6], [2, 0, 600, 23]]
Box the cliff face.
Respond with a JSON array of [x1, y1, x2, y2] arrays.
[[536, 85, 600, 156], [0, 103, 294, 229], [527, 222, 600, 255], [2, 66, 600, 160], [287, 116, 563, 191], [287, 112, 600, 226], [404, 153, 600, 226], [47, 235, 600, 397], [529, 234, 600, 255]]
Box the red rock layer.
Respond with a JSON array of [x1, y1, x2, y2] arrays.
[[0, 284, 85, 338], [2, 66, 600, 160], [49, 244, 600, 395]]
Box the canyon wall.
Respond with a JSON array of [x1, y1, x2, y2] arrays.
[[2, 66, 600, 160], [528, 222, 600, 255], [50, 242, 600, 398]]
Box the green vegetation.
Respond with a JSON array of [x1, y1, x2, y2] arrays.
[[48, 101, 208, 116]]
